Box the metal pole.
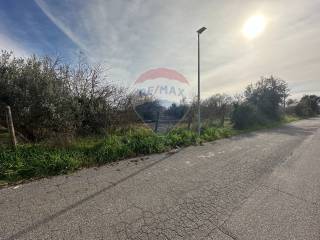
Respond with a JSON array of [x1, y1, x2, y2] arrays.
[[197, 33, 201, 136], [6, 106, 17, 148]]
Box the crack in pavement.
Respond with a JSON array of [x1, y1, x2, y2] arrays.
[[109, 180, 259, 240], [261, 184, 319, 206], [3, 119, 320, 240], [217, 225, 239, 240], [4, 151, 182, 240]]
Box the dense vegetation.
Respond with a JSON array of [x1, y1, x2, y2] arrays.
[[0, 51, 318, 184], [295, 95, 320, 117], [231, 76, 289, 129], [0, 127, 235, 182], [0, 51, 138, 141]]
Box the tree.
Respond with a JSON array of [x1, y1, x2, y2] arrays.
[[166, 103, 188, 119], [231, 76, 290, 129], [295, 95, 320, 117], [231, 103, 260, 129], [201, 94, 232, 126], [0, 51, 137, 140], [245, 76, 289, 120]]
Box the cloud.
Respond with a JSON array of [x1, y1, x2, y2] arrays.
[[0, 24, 30, 57], [34, 0, 320, 97], [34, 0, 88, 53]]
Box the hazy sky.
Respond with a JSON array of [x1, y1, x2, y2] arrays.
[[1, 0, 320, 99]]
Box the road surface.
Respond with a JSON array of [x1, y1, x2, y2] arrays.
[[1, 118, 320, 240]]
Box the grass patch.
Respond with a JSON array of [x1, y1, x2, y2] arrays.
[[281, 115, 301, 123], [0, 115, 301, 185], [0, 144, 86, 182]]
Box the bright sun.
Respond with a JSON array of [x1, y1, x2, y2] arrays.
[[242, 15, 267, 39]]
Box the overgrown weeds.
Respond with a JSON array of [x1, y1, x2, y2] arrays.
[[0, 115, 301, 185], [0, 125, 234, 184]]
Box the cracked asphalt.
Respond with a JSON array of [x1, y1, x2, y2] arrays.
[[1, 118, 320, 240]]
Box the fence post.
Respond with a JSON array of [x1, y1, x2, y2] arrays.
[[6, 106, 17, 148]]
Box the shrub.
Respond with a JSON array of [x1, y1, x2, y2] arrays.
[[202, 127, 234, 141], [166, 128, 198, 147], [201, 94, 233, 126], [295, 95, 319, 117], [245, 76, 289, 121], [0, 51, 137, 141], [231, 103, 260, 129], [202, 127, 218, 141]]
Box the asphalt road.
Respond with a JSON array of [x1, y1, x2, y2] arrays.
[[1, 118, 320, 240]]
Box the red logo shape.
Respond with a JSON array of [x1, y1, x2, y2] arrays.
[[135, 68, 189, 85]]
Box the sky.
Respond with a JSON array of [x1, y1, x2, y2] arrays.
[[0, 0, 320, 99]]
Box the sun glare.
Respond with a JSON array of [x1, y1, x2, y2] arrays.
[[242, 15, 267, 39]]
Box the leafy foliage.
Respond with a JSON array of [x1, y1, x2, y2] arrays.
[[245, 76, 289, 120], [231, 103, 255, 129], [295, 95, 320, 117], [0, 51, 316, 185], [166, 103, 189, 119], [232, 76, 289, 129], [0, 51, 137, 140], [201, 94, 232, 126]]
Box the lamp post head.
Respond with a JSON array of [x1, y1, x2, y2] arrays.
[[197, 27, 207, 34]]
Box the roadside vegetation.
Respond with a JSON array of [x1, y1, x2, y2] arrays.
[[0, 51, 319, 185], [0, 127, 234, 183]]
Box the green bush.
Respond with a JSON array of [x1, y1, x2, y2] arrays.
[[295, 95, 319, 117], [202, 127, 234, 141], [0, 51, 137, 141], [231, 103, 261, 129], [166, 128, 198, 147], [202, 127, 218, 141], [245, 76, 288, 121]]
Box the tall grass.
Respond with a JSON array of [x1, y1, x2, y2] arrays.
[[0, 115, 299, 184], [0, 126, 233, 183]]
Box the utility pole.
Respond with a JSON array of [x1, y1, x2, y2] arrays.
[[6, 106, 17, 148], [197, 27, 207, 136]]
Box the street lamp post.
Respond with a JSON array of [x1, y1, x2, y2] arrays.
[[197, 27, 207, 136]]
